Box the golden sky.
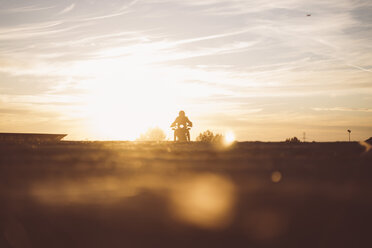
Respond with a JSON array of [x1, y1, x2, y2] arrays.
[[0, 0, 371, 141]]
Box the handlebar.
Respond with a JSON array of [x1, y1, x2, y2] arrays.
[[171, 125, 191, 130]]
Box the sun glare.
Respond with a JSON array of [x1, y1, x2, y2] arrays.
[[70, 46, 230, 140], [76, 58, 186, 140], [224, 131, 235, 145], [85, 77, 176, 140]]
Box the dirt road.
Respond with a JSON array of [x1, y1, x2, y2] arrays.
[[0, 141, 371, 247]]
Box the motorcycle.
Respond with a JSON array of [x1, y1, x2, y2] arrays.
[[172, 124, 191, 142]]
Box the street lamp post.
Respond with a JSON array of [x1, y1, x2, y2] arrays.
[[347, 129, 351, 142]]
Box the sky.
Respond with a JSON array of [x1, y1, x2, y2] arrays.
[[0, 0, 371, 141]]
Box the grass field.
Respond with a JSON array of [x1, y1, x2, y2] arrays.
[[0, 141, 371, 248]]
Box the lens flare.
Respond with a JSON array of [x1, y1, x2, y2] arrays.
[[271, 171, 282, 183], [224, 131, 235, 145], [169, 174, 236, 229]]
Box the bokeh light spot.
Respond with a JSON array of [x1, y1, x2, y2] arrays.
[[271, 171, 282, 183], [170, 174, 236, 229]]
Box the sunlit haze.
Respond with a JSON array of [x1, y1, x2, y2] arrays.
[[1, 0, 371, 141]]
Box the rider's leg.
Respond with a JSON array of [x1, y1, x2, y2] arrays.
[[187, 130, 190, 142]]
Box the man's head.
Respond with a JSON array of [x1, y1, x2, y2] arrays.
[[179, 110, 185, 117]]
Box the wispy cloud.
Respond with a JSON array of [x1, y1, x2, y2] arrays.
[[312, 107, 372, 113], [59, 3, 75, 15], [0, 21, 63, 34], [3, 5, 56, 13], [173, 29, 253, 45], [147, 0, 372, 16], [77, 0, 139, 21]]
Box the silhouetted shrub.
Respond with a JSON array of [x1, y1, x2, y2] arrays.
[[137, 127, 166, 141], [196, 130, 223, 143], [285, 137, 301, 143]]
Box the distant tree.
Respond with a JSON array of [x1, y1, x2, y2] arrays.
[[137, 127, 166, 141], [196, 130, 224, 143], [285, 136, 301, 143]]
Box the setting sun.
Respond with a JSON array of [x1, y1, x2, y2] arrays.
[[224, 131, 236, 145], [72, 56, 222, 140], [81, 61, 178, 140]]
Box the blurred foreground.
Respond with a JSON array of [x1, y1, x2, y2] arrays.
[[0, 141, 371, 248]]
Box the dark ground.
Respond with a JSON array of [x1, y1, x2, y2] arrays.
[[0, 141, 371, 248]]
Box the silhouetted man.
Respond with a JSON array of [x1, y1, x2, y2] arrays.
[[171, 110, 192, 141]]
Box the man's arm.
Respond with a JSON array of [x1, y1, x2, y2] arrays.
[[186, 117, 193, 127], [170, 118, 178, 127]]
